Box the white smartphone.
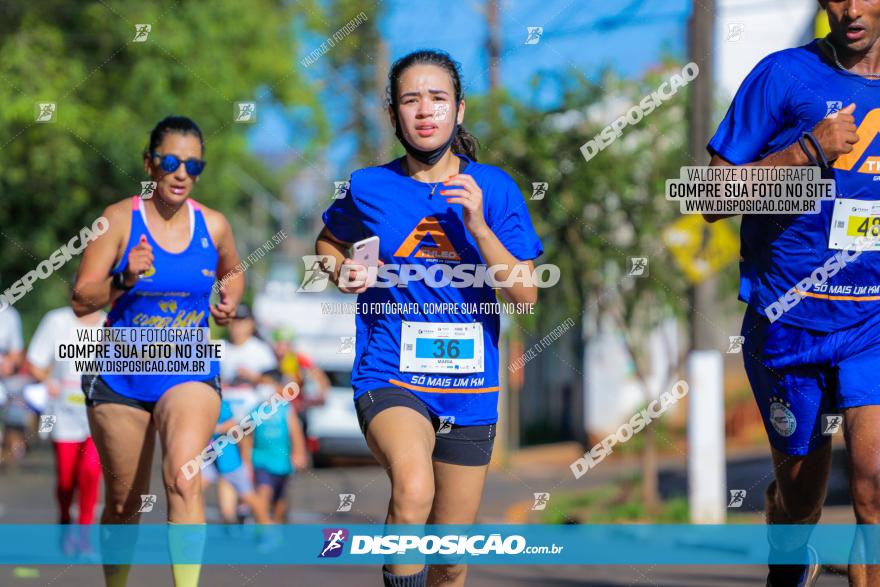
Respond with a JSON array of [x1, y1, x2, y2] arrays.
[[351, 236, 380, 268]]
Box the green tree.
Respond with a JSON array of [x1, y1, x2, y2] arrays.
[[468, 62, 738, 507], [0, 0, 327, 333]]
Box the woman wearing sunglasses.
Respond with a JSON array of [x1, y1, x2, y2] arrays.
[[72, 115, 243, 587]]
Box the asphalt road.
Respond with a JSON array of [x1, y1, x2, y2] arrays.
[[0, 442, 853, 586]]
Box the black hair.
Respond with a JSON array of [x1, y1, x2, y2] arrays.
[[146, 115, 205, 155], [387, 49, 479, 161]]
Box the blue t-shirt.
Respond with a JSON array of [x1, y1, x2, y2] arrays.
[[213, 400, 243, 474], [251, 403, 292, 476], [708, 40, 880, 331], [322, 154, 544, 425]]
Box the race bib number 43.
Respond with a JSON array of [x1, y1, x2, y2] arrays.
[[829, 199, 880, 251], [400, 321, 484, 374]]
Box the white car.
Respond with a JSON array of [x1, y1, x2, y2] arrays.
[[253, 261, 370, 467], [305, 368, 372, 467]]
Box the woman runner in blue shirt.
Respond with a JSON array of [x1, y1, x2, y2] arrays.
[[72, 116, 244, 587], [316, 50, 543, 587]]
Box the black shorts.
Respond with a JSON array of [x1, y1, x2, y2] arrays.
[[355, 387, 495, 467], [82, 374, 222, 413], [254, 467, 289, 503]]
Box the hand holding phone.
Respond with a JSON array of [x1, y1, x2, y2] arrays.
[[351, 236, 380, 267], [337, 236, 381, 294]]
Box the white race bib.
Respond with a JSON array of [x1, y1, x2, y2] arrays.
[[829, 198, 880, 251], [400, 321, 484, 374]]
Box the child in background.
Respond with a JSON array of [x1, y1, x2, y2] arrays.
[[242, 394, 308, 523], [202, 399, 273, 526]]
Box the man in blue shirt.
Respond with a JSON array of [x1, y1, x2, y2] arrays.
[[705, 2, 880, 585]]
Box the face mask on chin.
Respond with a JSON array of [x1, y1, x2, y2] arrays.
[[394, 106, 459, 165]]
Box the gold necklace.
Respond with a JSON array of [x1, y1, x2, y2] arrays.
[[823, 37, 880, 79]]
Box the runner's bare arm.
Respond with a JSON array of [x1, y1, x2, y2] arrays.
[[704, 105, 859, 223], [289, 406, 309, 470], [470, 228, 538, 305], [315, 226, 350, 285], [204, 208, 244, 314], [71, 202, 132, 316]]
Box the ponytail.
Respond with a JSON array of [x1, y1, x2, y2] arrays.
[[452, 125, 479, 161]]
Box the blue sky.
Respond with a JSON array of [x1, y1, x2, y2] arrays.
[[250, 0, 692, 165]]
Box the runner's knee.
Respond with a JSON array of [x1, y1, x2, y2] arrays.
[[851, 470, 880, 523], [168, 466, 203, 503], [390, 475, 434, 522], [765, 479, 823, 524]]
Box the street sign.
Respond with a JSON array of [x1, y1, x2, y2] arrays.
[[662, 215, 738, 284]]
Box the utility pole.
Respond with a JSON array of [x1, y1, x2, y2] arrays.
[[686, 0, 726, 524], [487, 0, 500, 90], [375, 37, 392, 163]]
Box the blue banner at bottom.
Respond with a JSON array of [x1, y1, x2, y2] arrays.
[[2, 524, 880, 565]]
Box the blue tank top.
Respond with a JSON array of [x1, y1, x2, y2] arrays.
[[252, 403, 293, 476], [102, 196, 220, 400]]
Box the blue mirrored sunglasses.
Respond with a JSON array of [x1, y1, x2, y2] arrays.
[[150, 152, 206, 176]]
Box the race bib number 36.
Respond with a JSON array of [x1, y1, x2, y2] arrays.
[[400, 321, 484, 374]]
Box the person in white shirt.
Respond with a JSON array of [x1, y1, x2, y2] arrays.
[[0, 304, 26, 466], [27, 306, 104, 525], [216, 304, 279, 522]]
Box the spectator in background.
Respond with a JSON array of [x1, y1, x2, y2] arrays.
[[0, 302, 27, 469], [220, 304, 281, 522], [26, 306, 104, 525], [271, 329, 330, 436], [200, 398, 273, 527], [240, 385, 308, 524], [223, 305, 276, 386]]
